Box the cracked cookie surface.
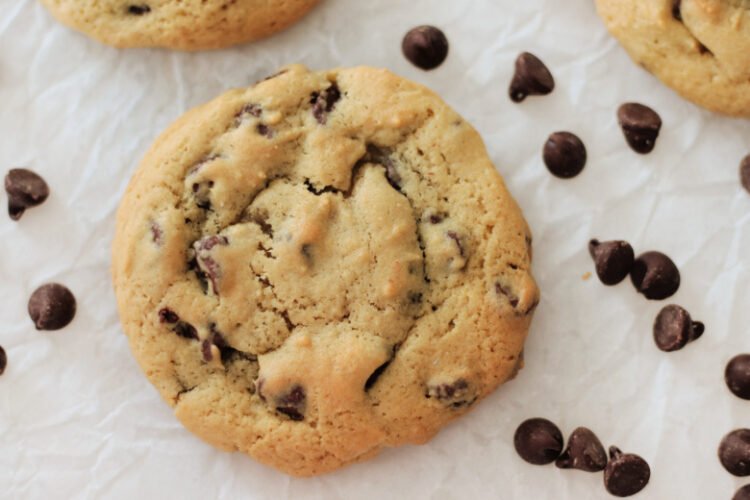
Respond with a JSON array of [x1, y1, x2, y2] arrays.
[[40, 0, 320, 50], [596, 0, 750, 117], [112, 65, 539, 476]]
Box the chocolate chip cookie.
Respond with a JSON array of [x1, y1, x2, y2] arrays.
[[112, 65, 539, 476], [595, 0, 750, 117], [40, 0, 320, 50]]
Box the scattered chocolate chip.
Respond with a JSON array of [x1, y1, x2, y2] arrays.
[[4, 168, 50, 221], [150, 221, 163, 245], [173, 321, 198, 340], [0, 346, 6, 376], [402, 25, 449, 70], [734, 485, 750, 500], [630, 251, 680, 300], [495, 281, 519, 308], [193, 235, 228, 295], [256, 123, 273, 137], [28, 283, 76, 331], [740, 155, 750, 195], [275, 385, 306, 421], [509, 52, 555, 103], [720, 429, 750, 476], [555, 427, 607, 472], [653, 304, 704, 352], [127, 4, 151, 15], [726, 355, 750, 400], [543, 132, 587, 179], [617, 103, 662, 154], [158, 308, 179, 324], [311, 83, 341, 125], [426, 379, 473, 408], [514, 418, 564, 465], [588, 239, 635, 286], [365, 359, 391, 390], [604, 447, 650, 497], [672, 0, 682, 21]]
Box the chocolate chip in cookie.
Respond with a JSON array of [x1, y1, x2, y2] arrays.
[[604, 446, 650, 497], [4, 168, 50, 221], [509, 52, 555, 103], [740, 155, 750, 194], [126, 4, 151, 15], [617, 103, 662, 154], [28, 283, 76, 331], [588, 239, 635, 286], [719, 429, 750, 476], [555, 427, 608, 472], [653, 304, 703, 352], [726, 354, 750, 400], [630, 251, 680, 300], [275, 385, 306, 421], [426, 378, 475, 408], [402, 26, 449, 70], [543, 132, 587, 179], [311, 83, 341, 125], [514, 418, 564, 465]]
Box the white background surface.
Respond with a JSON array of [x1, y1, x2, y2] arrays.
[[1, 0, 750, 498]]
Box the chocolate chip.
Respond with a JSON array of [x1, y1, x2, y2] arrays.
[[150, 221, 163, 245], [509, 52, 555, 103], [426, 379, 473, 408], [311, 83, 341, 125], [275, 385, 306, 421], [726, 355, 750, 400], [4, 168, 50, 221], [402, 25, 449, 70], [653, 304, 703, 352], [740, 155, 750, 194], [588, 239, 635, 286], [0, 346, 6, 376], [127, 4, 151, 15], [193, 235, 228, 295], [28, 283, 76, 331], [158, 307, 180, 324], [555, 427, 607, 472], [514, 418, 564, 465], [604, 447, 650, 497], [256, 123, 273, 138], [201, 325, 228, 362], [734, 485, 750, 500], [543, 132, 587, 179], [495, 281, 519, 308], [173, 321, 198, 340], [617, 103, 662, 154], [630, 251, 680, 300], [719, 429, 750, 476], [672, 0, 682, 21], [365, 359, 391, 390]]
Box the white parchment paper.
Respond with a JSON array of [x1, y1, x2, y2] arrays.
[[2, 0, 750, 498]]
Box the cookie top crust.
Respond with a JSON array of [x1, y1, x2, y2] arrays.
[[596, 0, 750, 117], [112, 65, 538, 476], [40, 0, 321, 50]]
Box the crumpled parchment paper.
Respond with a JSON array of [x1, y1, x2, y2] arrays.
[[2, 0, 750, 498]]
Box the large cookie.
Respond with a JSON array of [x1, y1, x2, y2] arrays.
[[112, 65, 539, 476], [40, 0, 320, 50], [595, 0, 750, 117]]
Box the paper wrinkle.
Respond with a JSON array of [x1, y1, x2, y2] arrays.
[[2, 0, 750, 498]]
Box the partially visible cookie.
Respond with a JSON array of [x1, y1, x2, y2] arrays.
[[40, 0, 321, 50], [595, 0, 750, 117], [112, 65, 539, 476]]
